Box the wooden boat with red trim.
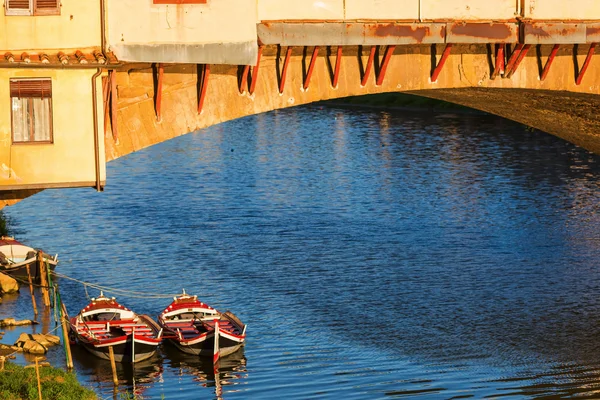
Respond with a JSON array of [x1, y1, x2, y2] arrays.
[[0, 236, 58, 282], [158, 291, 246, 357], [68, 292, 163, 363]]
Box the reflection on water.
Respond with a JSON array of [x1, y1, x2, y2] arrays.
[[2, 105, 600, 399]]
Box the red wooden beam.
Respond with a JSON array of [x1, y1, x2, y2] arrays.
[[506, 44, 530, 78], [540, 44, 560, 81], [279, 46, 293, 94], [332, 46, 342, 88], [376, 45, 396, 86], [239, 65, 250, 94], [155, 63, 164, 121], [576, 43, 596, 85], [110, 69, 118, 141], [303, 46, 320, 90], [361, 45, 376, 86], [431, 44, 452, 83], [198, 64, 210, 114], [504, 43, 524, 77], [102, 75, 110, 138], [491, 43, 505, 80], [249, 45, 264, 95]]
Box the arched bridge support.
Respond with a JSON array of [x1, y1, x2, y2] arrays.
[[104, 44, 600, 164]]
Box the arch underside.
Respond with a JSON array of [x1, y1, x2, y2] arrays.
[[3, 44, 600, 207]]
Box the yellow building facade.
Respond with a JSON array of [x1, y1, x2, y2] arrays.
[[0, 0, 106, 197]]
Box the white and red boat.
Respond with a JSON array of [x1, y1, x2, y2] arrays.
[[158, 290, 246, 358], [0, 236, 58, 282], [68, 292, 163, 363]]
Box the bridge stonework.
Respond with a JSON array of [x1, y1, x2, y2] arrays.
[[106, 44, 600, 166]]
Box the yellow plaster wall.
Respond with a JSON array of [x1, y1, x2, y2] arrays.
[[0, 69, 105, 189], [107, 0, 257, 46], [0, 0, 101, 52]]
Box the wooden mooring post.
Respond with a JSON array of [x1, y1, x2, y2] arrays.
[[108, 346, 119, 386], [25, 264, 38, 316], [37, 252, 51, 308]]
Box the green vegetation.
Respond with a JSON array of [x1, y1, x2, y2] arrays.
[[0, 361, 96, 400], [0, 211, 11, 237], [328, 93, 476, 112]]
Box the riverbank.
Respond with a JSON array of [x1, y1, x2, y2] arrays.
[[0, 360, 96, 400]]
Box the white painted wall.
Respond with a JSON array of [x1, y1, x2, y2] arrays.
[[107, 0, 256, 48], [420, 0, 516, 20], [344, 0, 419, 20], [523, 0, 600, 19], [258, 0, 344, 20]]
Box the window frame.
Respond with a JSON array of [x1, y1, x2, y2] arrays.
[[10, 78, 54, 145], [5, 0, 60, 16]]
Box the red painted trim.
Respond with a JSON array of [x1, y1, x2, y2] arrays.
[[504, 43, 524, 76], [540, 44, 560, 81], [431, 44, 452, 83], [506, 44, 530, 78], [249, 45, 263, 95], [239, 65, 250, 94], [491, 43, 505, 80], [279, 46, 293, 94], [110, 70, 118, 141], [333, 46, 342, 88], [303, 46, 319, 90], [376, 45, 396, 86], [156, 63, 164, 121], [361, 46, 376, 86], [198, 64, 210, 114], [576, 43, 596, 85]]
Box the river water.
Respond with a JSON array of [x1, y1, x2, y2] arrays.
[[2, 104, 600, 399]]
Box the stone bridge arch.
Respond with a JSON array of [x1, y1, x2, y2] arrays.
[[107, 44, 600, 166]]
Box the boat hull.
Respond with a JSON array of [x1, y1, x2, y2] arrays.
[[0, 257, 58, 283], [165, 333, 244, 357], [77, 336, 159, 363]]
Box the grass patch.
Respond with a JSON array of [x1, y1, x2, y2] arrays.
[[0, 361, 96, 400], [0, 211, 12, 237]]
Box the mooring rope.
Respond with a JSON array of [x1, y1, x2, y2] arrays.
[[50, 271, 184, 299]]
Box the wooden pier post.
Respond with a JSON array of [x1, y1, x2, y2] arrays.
[[25, 264, 38, 316], [60, 302, 73, 369], [37, 252, 51, 308], [108, 346, 118, 386], [35, 357, 43, 400]]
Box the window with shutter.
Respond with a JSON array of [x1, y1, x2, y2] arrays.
[[6, 0, 32, 15], [10, 79, 54, 144], [5, 0, 59, 16], [33, 0, 59, 15]]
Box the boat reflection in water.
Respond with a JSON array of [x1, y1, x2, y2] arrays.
[[70, 344, 164, 398], [163, 344, 248, 399], [70, 339, 247, 398]]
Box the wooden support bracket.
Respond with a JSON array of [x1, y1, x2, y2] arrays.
[[361, 45, 376, 86], [576, 43, 596, 85], [249, 45, 264, 95], [376, 45, 396, 86], [155, 63, 164, 121], [332, 46, 343, 88], [303, 46, 320, 90], [431, 44, 452, 83], [506, 44, 531, 78], [491, 44, 505, 80], [278, 46, 293, 94], [198, 64, 210, 114], [540, 44, 560, 81]]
